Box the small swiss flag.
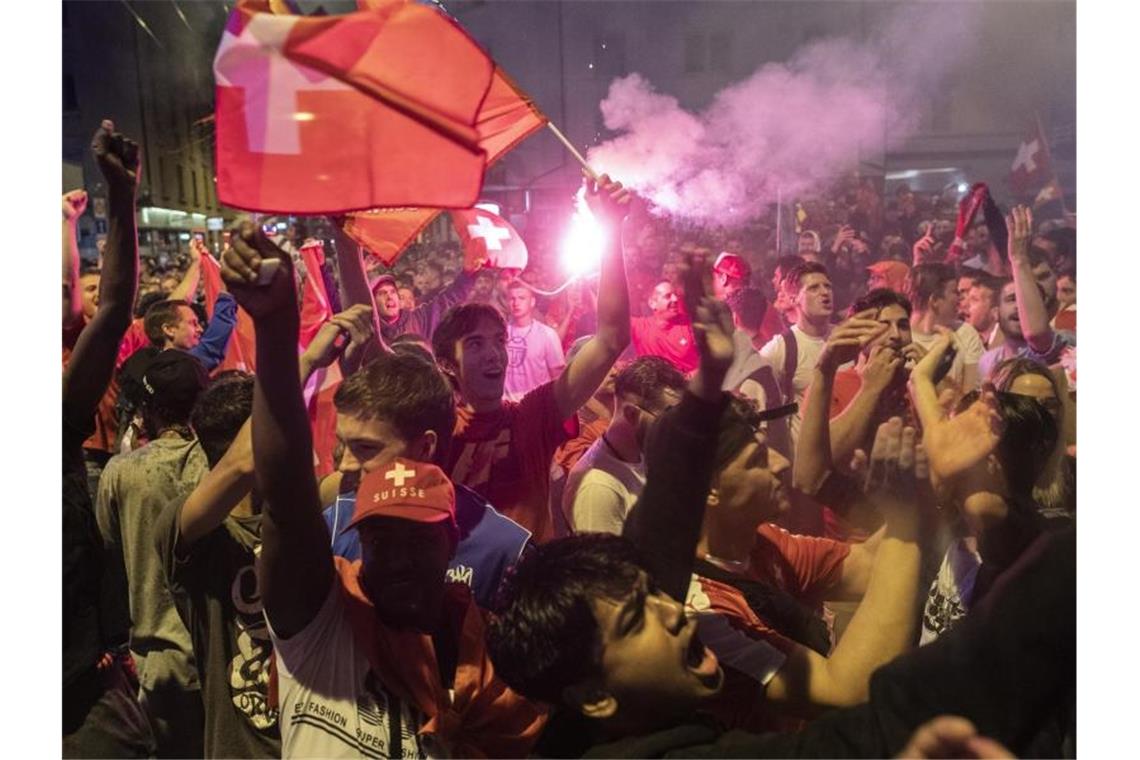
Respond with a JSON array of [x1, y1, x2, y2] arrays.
[[1008, 121, 1053, 198], [451, 208, 529, 271]]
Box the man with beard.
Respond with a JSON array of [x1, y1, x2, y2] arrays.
[[963, 273, 1005, 350], [978, 207, 1073, 381], [906, 263, 985, 394]]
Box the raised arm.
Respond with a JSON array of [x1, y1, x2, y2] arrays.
[[298, 304, 376, 386], [222, 221, 333, 640], [177, 418, 254, 547], [623, 255, 734, 602], [189, 291, 237, 371], [1007, 205, 1053, 352], [63, 121, 139, 418], [793, 310, 887, 495], [766, 419, 926, 711], [329, 222, 385, 335], [62, 189, 88, 327], [553, 174, 632, 419], [166, 236, 202, 302]]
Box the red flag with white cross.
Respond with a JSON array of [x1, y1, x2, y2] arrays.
[[1007, 119, 1054, 198], [213, 0, 494, 214], [451, 208, 529, 271]]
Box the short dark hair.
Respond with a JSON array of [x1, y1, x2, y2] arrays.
[[712, 394, 766, 472], [191, 374, 254, 468], [906, 263, 956, 310], [849, 288, 912, 318], [974, 273, 1010, 295], [1028, 246, 1055, 270], [390, 333, 435, 364], [725, 288, 769, 331], [134, 290, 168, 321], [995, 389, 1059, 497], [333, 351, 456, 465], [613, 357, 685, 411], [488, 533, 646, 705], [431, 303, 507, 371], [1057, 268, 1075, 283], [781, 261, 828, 293], [773, 254, 805, 279], [80, 264, 101, 278], [144, 299, 191, 346]]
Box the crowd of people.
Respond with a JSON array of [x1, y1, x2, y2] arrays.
[[63, 119, 1075, 758]]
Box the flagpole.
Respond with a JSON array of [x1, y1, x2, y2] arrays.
[[776, 186, 783, 255], [1034, 111, 1069, 215], [546, 122, 599, 181]]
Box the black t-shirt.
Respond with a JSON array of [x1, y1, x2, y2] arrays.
[[62, 400, 107, 688], [154, 501, 280, 758]]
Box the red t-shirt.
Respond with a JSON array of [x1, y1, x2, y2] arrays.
[[62, 316, 120, 454], [825, 368, 864, 419], [447, 381, 577, 544], [688, 523, 850, 732], [630, 316, 699, 374]]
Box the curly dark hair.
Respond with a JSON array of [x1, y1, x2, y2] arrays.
[[488, 533, 646, 705]]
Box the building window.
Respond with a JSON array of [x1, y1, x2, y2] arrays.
[[594, 32, 626, 78], [63, 74, 79, 112], [684, 33, 706, 73], [177, 164, 186, 203], [192, 170, 199, 206], [710, 32, 732, 73]]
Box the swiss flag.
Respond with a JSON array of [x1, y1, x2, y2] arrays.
[[451, 208, 529, 271], [213, 0, 494, 214], [296, 238, 335, 349], [201, 252, 258, 373], [343, 207, 439, 267], [1008, 121, 1053, 198], [343, 64, 548, 265], [340, 0, 547, 263]]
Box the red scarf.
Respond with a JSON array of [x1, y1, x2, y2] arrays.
[[335, 557, 547, 758]]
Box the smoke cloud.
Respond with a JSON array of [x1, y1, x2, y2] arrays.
[[587, 3, 983, 225]]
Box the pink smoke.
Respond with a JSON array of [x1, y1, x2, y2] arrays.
[[587, 4, 981, 224]]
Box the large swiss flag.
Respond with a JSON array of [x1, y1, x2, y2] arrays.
[[213, 0, 494, 214], [340, 0, 547, 265]]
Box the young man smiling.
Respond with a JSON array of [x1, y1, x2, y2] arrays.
[[432, 174, 633, 543]]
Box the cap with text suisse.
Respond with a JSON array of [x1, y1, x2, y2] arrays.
[[713, 252, 751, 282], [347, 458, 456, 530]]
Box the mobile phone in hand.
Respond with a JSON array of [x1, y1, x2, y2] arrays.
[[931, 344, 958, 385]]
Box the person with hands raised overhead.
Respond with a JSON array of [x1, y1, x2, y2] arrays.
[[220, 220, 544, 759], [433, 173, 633, 543], [63, 119, 156, 758], [329, 217, 483, 345], [487, 255, 1074, 758], [978, 206, 1074, 381]]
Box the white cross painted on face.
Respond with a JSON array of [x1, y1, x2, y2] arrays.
[[385, 462, 416, 487], [467, 216, 512, 251], [214, 13, 352, 155], [1012, 139, 1040, 174]]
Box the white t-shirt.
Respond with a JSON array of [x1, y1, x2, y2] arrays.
[[564, 435, 647, 535], [911, 322, 985, 393], [505, 320, 566, 401], [268, 581, 430, 759], [757, 324, 829, 445]]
